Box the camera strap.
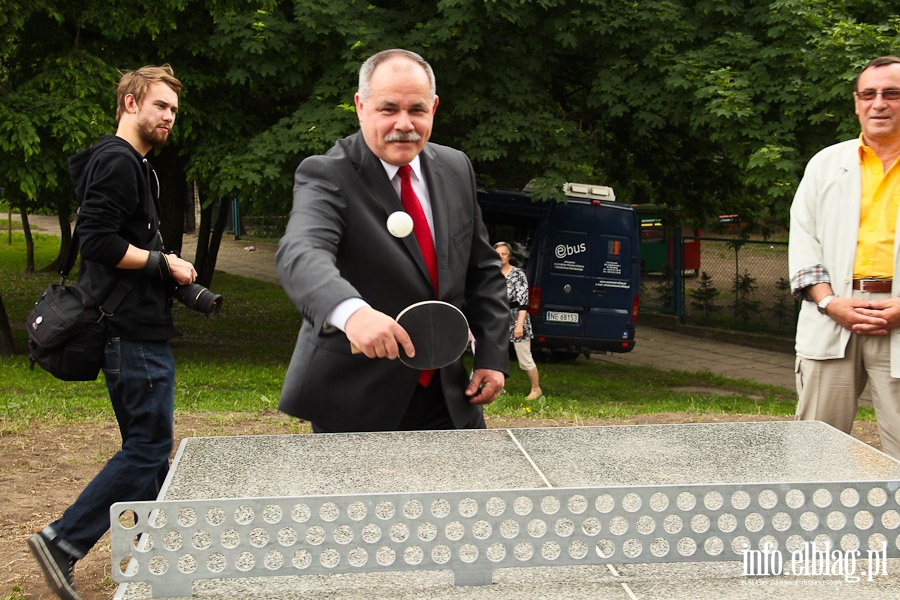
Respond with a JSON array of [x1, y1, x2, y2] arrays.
[[98, 280, 134, 320], [63, 213, 134, 320], [59, 214, 82, 284]]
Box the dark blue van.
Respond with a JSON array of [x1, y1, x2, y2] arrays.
[[478, 183, 641, 357]]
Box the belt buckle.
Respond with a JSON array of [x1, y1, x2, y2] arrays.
[[858, 278, 891, 292]]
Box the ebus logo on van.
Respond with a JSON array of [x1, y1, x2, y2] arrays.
[[555, 243, 587, 259]]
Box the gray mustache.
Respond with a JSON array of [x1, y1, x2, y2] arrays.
[[384, 131, 422, 143]]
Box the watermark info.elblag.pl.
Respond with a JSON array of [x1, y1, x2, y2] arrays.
[[742, 541, 889, 584]]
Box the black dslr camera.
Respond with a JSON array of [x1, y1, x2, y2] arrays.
[[173, 283, 223, 318], [145, 250, 223, 318]]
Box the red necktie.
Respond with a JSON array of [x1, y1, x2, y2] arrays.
[[398, 164, 437, 386], [398, 165, 438, 294]]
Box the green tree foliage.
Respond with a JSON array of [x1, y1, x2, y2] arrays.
[[2, 0, 900, 253]]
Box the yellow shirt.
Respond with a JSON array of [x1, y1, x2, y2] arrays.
[[855, 137, 900, 279]]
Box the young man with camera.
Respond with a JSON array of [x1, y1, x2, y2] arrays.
[[28, 64, 196, 600]]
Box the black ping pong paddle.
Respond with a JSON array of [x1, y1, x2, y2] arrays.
[[350, 300, 470, 369]]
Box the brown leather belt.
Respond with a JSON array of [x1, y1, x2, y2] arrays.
[[852, 278, 893, 293]]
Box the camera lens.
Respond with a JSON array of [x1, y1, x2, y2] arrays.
[[174, 283, 223, 318]]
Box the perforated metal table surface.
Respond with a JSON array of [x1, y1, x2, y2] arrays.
[[113, 421, 900, 599]]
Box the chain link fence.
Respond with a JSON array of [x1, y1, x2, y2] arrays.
[[640, 234, 799, 336]]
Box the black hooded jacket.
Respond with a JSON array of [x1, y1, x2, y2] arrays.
[[68, 135, 178, 341]]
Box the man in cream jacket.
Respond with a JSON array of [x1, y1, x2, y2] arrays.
[[789, 55, 900, 459]]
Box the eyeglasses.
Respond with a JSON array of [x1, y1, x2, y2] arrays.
[[855, 89, 900, 101]]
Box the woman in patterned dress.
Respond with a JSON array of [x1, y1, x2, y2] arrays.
[[493, 242, 542, 400]]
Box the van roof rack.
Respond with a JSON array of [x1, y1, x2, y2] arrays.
[[564, 182, 616, 202]]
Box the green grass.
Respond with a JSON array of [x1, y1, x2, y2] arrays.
[[2, 228, 863, 430], [491, 360, 808, 421], [0, 587, 27, 600]]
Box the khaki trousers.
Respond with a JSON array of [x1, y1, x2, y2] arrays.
[[795, 291, 900, 459]]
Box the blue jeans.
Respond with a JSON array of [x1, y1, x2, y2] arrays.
[[44, 338, 175, 558]]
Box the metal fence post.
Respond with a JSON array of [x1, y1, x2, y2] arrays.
[[673, 225, 684, 321], [232, 197, 241, 241]]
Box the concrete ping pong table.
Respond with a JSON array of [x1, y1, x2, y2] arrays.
[[111, 421, 900, 599]]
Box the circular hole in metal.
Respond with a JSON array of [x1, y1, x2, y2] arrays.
[[432, 545, 451, 564], [827, 511, 847, 531], [757, 490, 778, 510], [528, 519, 548, 538], [235, 551, 255, 572], [292, 549, 312, 569], [148, 555, 168, 575], [205, 506, 225, 527], [595, 539, 615, 559], [813, 489, 832, 508], [177, 508, 198, 528], [704, 491, 724, 511], [376, 546, 396, 566], [676, 492, 696, 512], [458, 497, 479, 518], [472, 520, 492, 540], [840, 488, 860, 508], [431, 498, 450, 518], [207, 552, 226, 574], [320, 548, 340, 569], [376, 501, 395, 520], [348, 547, 368, 567], [233, 505, 254, 526], [582, 517, 601, 536], [515, 542, 534, 561], [486, 496, 506, 517], [404, 500, 423, 519], [334, 525, 354, 545], [263, 504, 283, 524], [541, 540, 561, 560], [220, 528, 240, 550], [177, 553, 197, 574], [459, 543, 479, 563], [595, 494, 615, 514], [404, 546, 424, 566], [568, 494, 588, 515], [291, 503, 311, 523], [514, 496, 533, 516], [277, 527, 298, 547], [730, 491, 750, 511], [264, 550, 284, 571], [704, 536, 724, 556], [319, 502, 340, 522]]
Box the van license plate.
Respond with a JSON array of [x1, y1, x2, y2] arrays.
[[546, 311, 579, 323]]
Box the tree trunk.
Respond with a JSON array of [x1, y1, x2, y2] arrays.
[[0, 293, 15, 355], [193, 198, 228, 289], [154, 146, 188, 256], [194, 200, 212, 278], [42, 202, 73, 274], [19, 203, 35, 274]]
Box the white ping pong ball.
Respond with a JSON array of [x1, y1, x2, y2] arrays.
[[387, 211, 414, 238]]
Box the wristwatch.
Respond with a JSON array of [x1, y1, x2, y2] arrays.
[[817, 294, 836, 315]]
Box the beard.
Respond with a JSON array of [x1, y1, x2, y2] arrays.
[[137, 116, 170, 149]]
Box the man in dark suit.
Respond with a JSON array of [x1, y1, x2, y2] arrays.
[[276, 49, 509, 433]]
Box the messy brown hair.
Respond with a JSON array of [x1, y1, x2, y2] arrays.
[[116, 64, 182, 122]]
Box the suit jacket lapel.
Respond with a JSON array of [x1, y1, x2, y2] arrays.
[[420, 145, 448, 299], [349, 133, 435, 291]]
